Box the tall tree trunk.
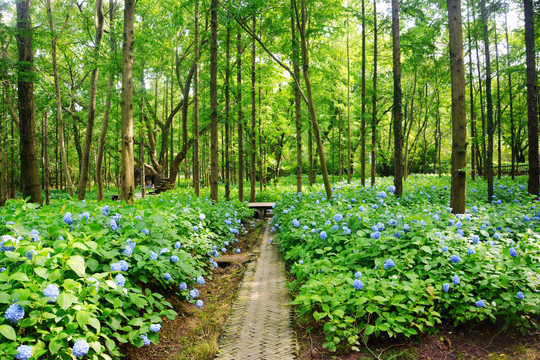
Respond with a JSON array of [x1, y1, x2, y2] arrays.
[[46, 0, 74, 197], [495, 25, 502, 179], [481, 0, 494, 202], [210, 0, 219, 203], [505, 12, 515, 180], [250, 17, 257, 202], [292, 0, 302, 193], [43, 112, 50, 205], [347, 18, 352, 185], [237, 27, 244, 202], [224, 23, 230, 201], [193, 2, 200, 196], [371, 0, 377, 186], [97, 0, 116, 201], [361, 0, 366, 186], [403, 73, 417, 180], [473, 4, 486, 177], [525, 0, 539, 196], [391, 0, 403, 197], [308, 121, 313, 186], [467, 5, 476, 181], [121, 0, 135, 204], [448, 0, 467, 214], [78, 0, 104, 200], [298, 0, 332, 198], [16, 0, 42, 205]]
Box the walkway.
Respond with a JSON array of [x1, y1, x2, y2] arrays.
[[215, 219, 296, 360]]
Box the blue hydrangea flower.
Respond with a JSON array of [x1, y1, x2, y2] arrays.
[[292, 219, 300, 228], [175, 241, 181, 249], [358, 206, 364, 212], [467, 248, 475, 256], [523, 215, 530, 222], [141, 333, 150, 346], [383, 259, 395, 270], [298, 260, 303, 265], [388, 185, 396, 193], [119, 260, 129, 271], [193, 226, 199, 232], [111, 263, 121, 272], [63, 212, 74, 225], [221, 248, 227, 253], [354, 271, 362, 279], [87, 277, 99, 289], [403, 223, 410, 232], [150, 251, 158, 260], [472, 235, 479, 244], [150, 323, 161, 333], [15, 345, 32, 360], [199, 213, 206, 221], [509, 247, 517, 257], [332, 224, 339, 230], [320, 231, 327, 240], [190, 289, 199, 299], [452, 275, 460, 284], [517, 292, 524, 299], [378, 191, 387, 199], [110, 219, 118, 231], [442, 246, 448, 252], [450, 255, 461, 263], [72, 339, 90, 358], [371, 204, 378, 210], [442, 283, 450, 293], [494, 233, 500, 240], [353, 279, 363, 290], [29, 229, 40, 242], [236, 248, 241, 254], [5, 303, 24, 323], [141, 229, 149, 236], [122, 246, 133, 256], [197, 276, 205, 285], [370, 231, 381, 240], [102, 205, 110, 216], [43, 284, 60, 302], [0, 267, 6, 272], [196, 300, 204, 308], [343, 228, 351, 235], [115, 274, 126, 287], [171, 256, 179, 263], [388, 219, 398, 226], [164, 273, 171, 280], [334, 214, 343, 222], [160, 248, 170, 255], [475, 300, 485, 308], [26, 249, 37, 260], [177, 283, 187, 291]]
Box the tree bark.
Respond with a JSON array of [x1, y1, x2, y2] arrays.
[[448, 0, 467, 213], [392, 0, 403, 197], [481, 0, 494, 202], [121, 0, 135, 204], [525, 0, 539, 196], [505, 12, 515, 180], [292, 0, 302, 193], [78, 0, 105, 200], [371, 0, 377, 186], [210, 0, 219, 203], [16, 0, 42, 205], [250, 17, 257, 202], [225, 24, 231, 201], [466, 5, 476, 181], [193, 0, 200, 197], [43, 113, 50, 205], [361, 0, 366, 186], [237, 27, 244, 202]]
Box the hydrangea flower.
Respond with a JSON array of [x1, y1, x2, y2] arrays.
[[467, 248, 475, 256], [141, 333, 151, 346], [442, 283, 450, 293], [388, 185, 396, 193], [87, 277, 99, 289], [5, 303, 24, 323], [370, 231, 381, 240], [221, 248, 227, 253], [150, 251, 158, 260], [29, 230, 40, 242], [110, 219, 118, 231], [150, 323, 161, 333], [354, 271, 362, 279], [122, 246, 133, 256], [493, 233, 500, 240], [72, 339, 90, 358], [378, 191, 387, 199], [292, 219, 300, 228], [175, 241, 181, 249], [442, 246, 448, 252], [63, 212, 74, 225], [298, 260, 303, 265], [236, 248, 241, 254], [119, 260, 129, 271], [452, 275, 460, 285], [102, 205, 110, 216], [115, 274, 126, 287], [383, 259, 395, 270], [197, 276, 205, 285], [450, 255, 461, 263], [190, 289, 199, 299], [353, 279, 363, 290], [164, 273, 171, 280], [196, 300, 204, 308], [43, 284, 60, 302], [26, 249, 37, 260], [475, 300, 485, 308], [141, 229, 150, 235], [472, 235, 479, 244], [509, 247, 517, 257], [199, 213, 206, 221], [193, 226, 199, 232], [517, 292, 524, 300], [171, 256, 179, 263], [160, 248, 170, 255], [358, 206, 364, 212], [15, 345, 32, 360], [111, 263, 121, 272], [334, 214, 343, 222], [320, 231, 327, 240]]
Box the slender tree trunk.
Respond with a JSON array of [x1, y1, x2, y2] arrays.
[[361, 0, 366, 186], [467, 5, 476, 181], [210, 0, 219, 202], [448, 0, 467, 214], [78, 0, 104, 200], [16, 0, 42, 205], [43, 112, 50, 205], [121, 0, 135, 204], [404, 73, 417, 180], [494, 26, 502, 179], [391, 0, 403, 196], [237, 27, 244, 202], [224, 23, 230, 201], [338, 112, 342, 181], [481, 0, 494, 202], [193, 4, 199, 197], [308, 122, 313, 186], [371, 0, 377, 186], [473, 5, 486, 177], [97, 0, 116, 201], [250, 17, 257, 202], [292, 0, 302, 193], [347, 19, 352, 184], [525, 0, 539, 196], [505, 13, 515, 180]]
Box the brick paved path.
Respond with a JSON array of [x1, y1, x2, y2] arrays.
[[215, 219, 296, 360]]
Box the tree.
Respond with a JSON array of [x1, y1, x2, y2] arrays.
[[371, 0, 377, 186], [360, 0, 366, 186], [524, 0, 539, 197], [250, 17, 256, 203], [392, 0, 403, 196], [210, 0, 219, 203], [481, 0, 494, 202], [121, 0, 135, 204], [447, 0, 467, 214], [237, 26, 244, 202], [292, 0, 302, 193], [193, 0, 200, 197], [16, 0, 42, 205]]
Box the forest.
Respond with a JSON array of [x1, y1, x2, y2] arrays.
[[0, 0, 540, 359]]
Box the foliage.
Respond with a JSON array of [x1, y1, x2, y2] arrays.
[[272, 175, 540, 351], [0, 192, 251, 359]]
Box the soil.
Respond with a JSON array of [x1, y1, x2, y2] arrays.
[[121, 219, 266, 360]]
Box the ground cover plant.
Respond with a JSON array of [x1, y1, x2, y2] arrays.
[[0, 191, 251, 359], [272, 175, 540, 352]]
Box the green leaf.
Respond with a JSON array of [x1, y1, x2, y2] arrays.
[[57, 292, 73, 310], [0, 324, 17, 340], [88, 317, 101, 332], [49, 339, 63, 354], [4, 251, 20, 259], [67, 255, 86, 277], [76, 310, 91, 328], [34, 267, 49, 279], [10, 272, 30, 282], [128, 318, 144, 327], [421, 246, 432, 254]]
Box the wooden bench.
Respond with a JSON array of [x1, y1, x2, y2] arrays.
[[248, 202, 276, 218]]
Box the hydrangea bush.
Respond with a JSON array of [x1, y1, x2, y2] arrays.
[[273, 175, 540, 351], [0, 191, 251, 358]]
